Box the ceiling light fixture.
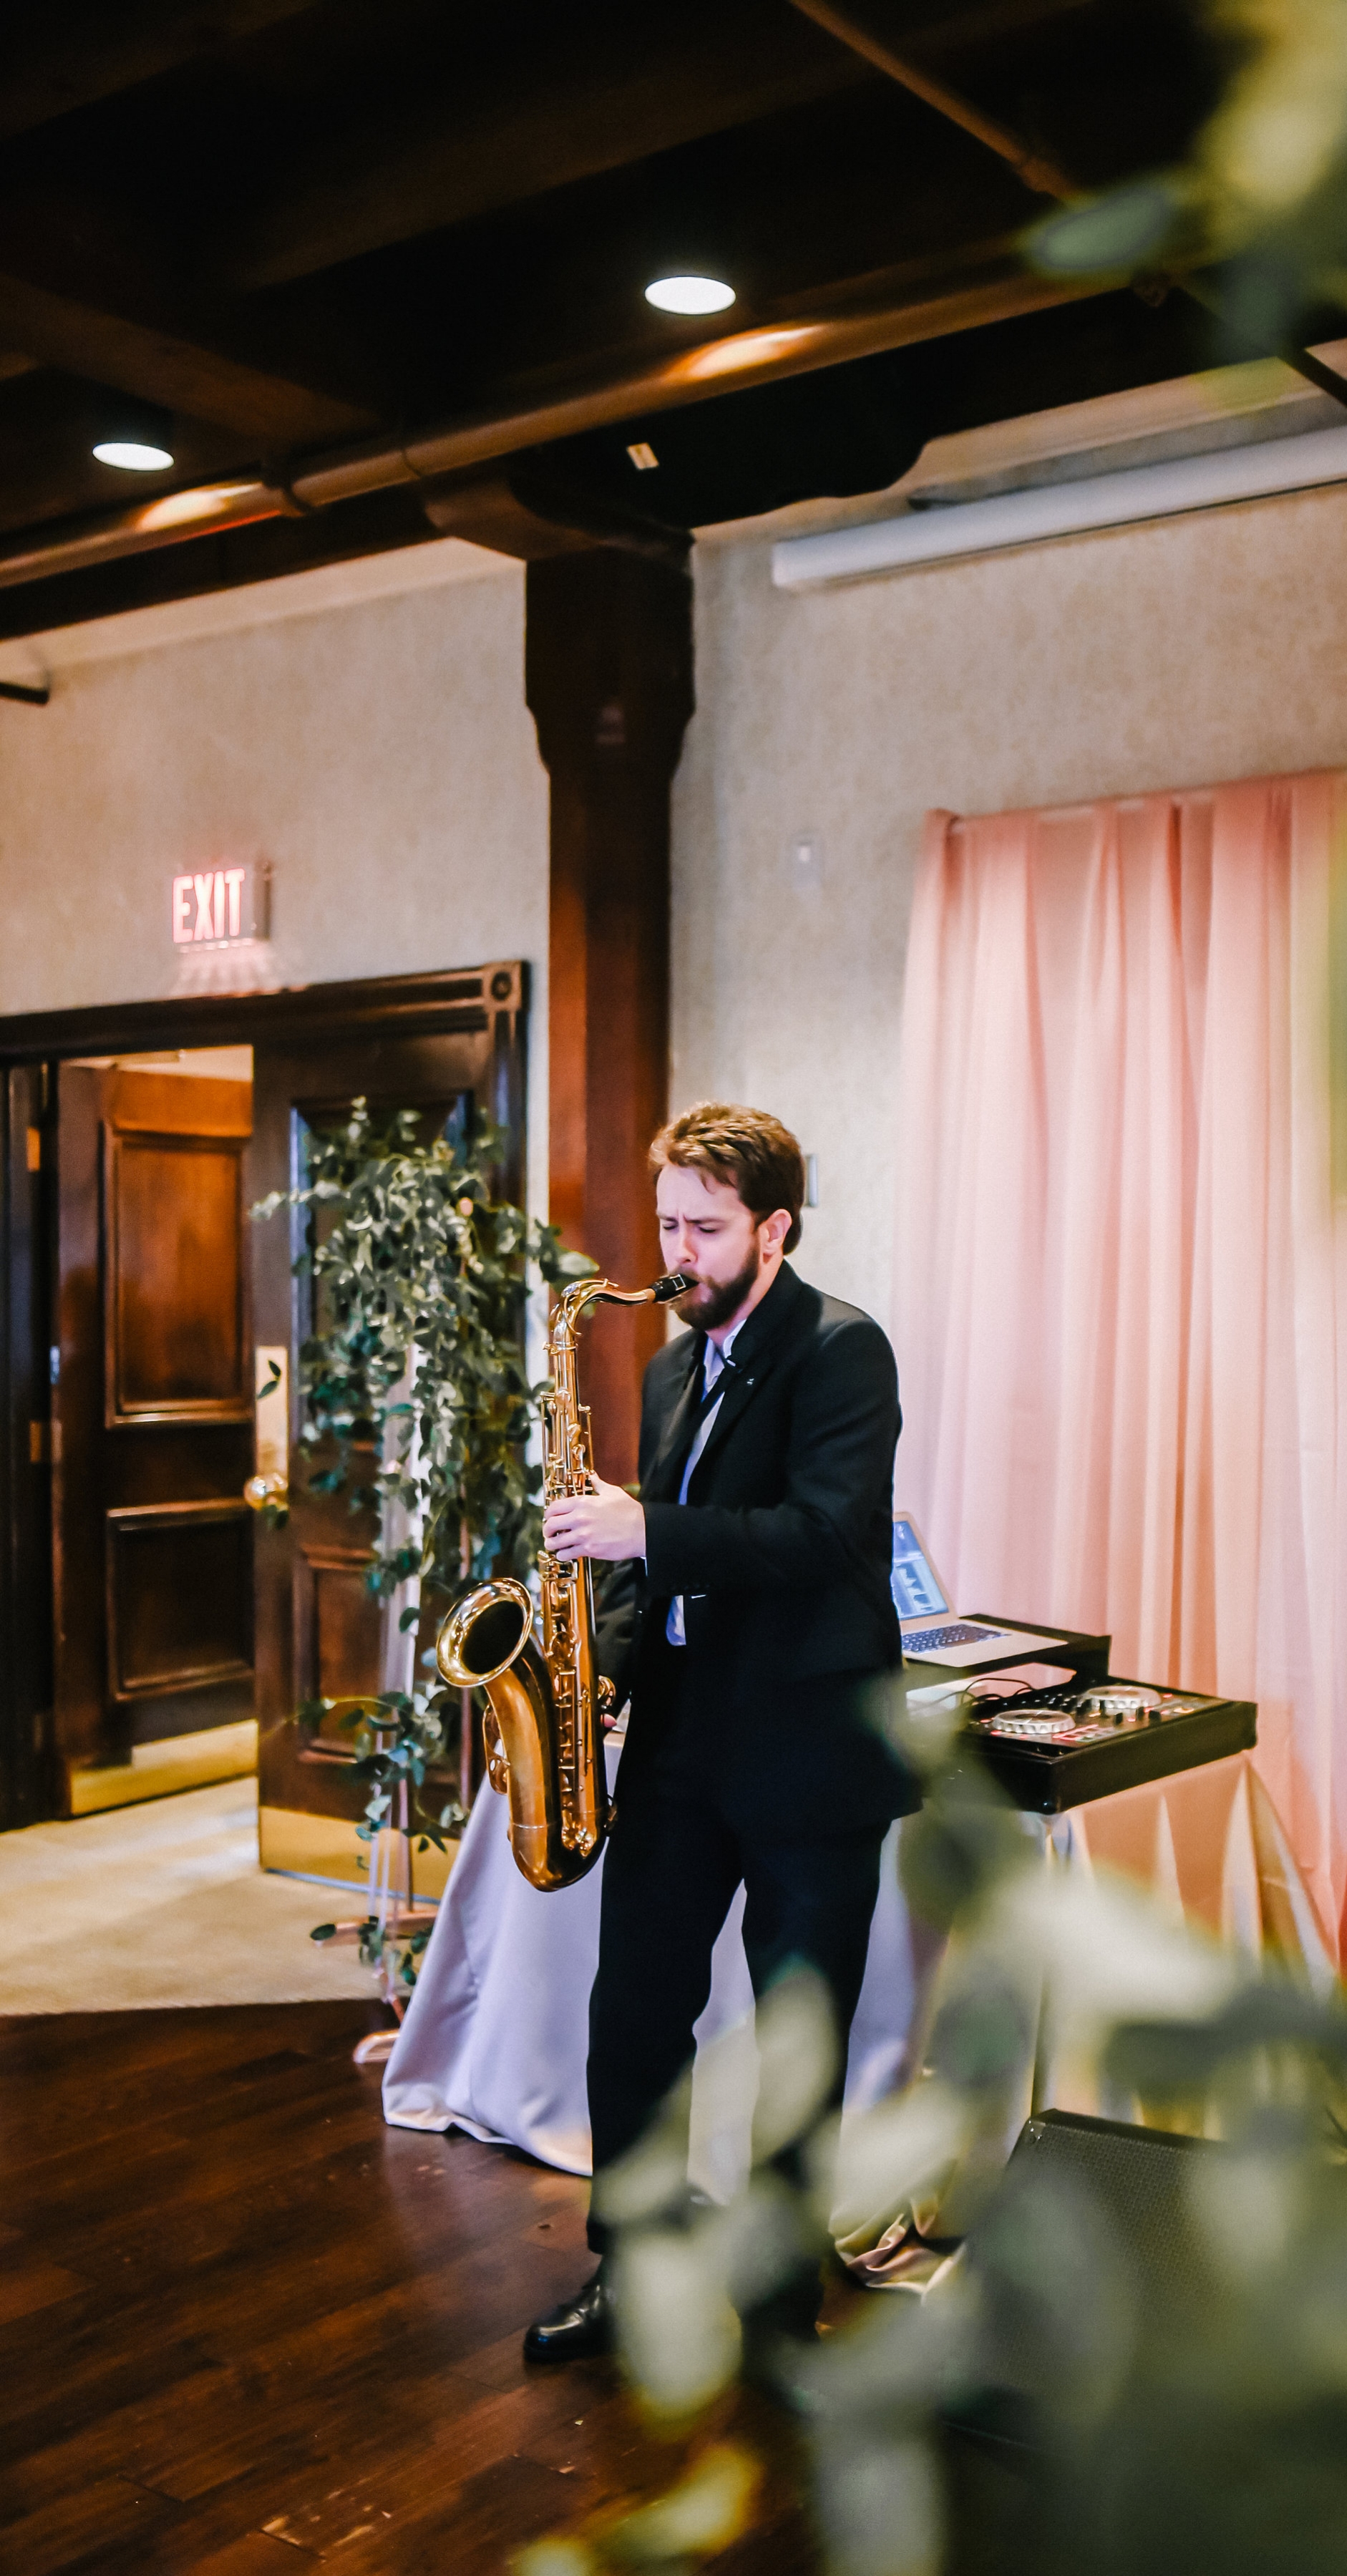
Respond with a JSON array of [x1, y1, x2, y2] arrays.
[[93, 439, 174, 472], [644, 275, 735, 316]]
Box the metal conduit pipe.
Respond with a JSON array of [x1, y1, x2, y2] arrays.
[[0, 258, 1095, 595], [286, 261, 1089, 508], [0, 476, 287, 594]]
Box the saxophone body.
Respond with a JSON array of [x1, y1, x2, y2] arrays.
[[435, 1269, 689, 1890]]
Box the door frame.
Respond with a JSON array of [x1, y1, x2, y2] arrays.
[[0, 961, 528, 1828]]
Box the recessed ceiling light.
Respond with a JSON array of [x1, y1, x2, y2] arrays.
[[644, 275, 735, 316], [93, 440, 174, 472]]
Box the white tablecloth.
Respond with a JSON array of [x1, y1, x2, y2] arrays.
[[382, 1737, 935, 2202], [382, 1716, 1333, 2266]]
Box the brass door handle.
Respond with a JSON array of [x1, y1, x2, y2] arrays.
[[244, 1470, 288, 1511]]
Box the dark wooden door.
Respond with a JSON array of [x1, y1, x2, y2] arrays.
[[251, 980, 525, 1848], [53, 1065, 255, 1797]]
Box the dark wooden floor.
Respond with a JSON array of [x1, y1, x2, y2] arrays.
[[0, 2004, 822, 2575]]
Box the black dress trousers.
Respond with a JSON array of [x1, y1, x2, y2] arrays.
[[585, 1639, 887, 2255]]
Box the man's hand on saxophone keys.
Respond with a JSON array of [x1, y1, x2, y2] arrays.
[[543, 1479, 646, 1563]]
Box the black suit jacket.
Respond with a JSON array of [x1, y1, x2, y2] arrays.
[[596, 1261, 915, 1839]]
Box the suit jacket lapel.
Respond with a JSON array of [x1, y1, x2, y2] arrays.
[[684, 1264, 805, 1490]]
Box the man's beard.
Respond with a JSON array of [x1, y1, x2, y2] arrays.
[[675, 1247, 762, 1335]]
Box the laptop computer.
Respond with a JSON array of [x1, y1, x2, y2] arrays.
[[892, 1512, 1066, 1669]]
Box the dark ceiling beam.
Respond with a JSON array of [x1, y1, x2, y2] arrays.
[[0, 266, 375, 441], [419, 96, 1039, 403], [0, 195, 378, 440], [223, 9, 869, 291], [0, 1, 326, 142]]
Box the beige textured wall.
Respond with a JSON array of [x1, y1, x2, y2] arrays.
[[0, 545, 551, 1213], [9, 482, 1347, 1289], [673, 482, 1347, 1328]]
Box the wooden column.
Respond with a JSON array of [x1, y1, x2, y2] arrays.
[[526, 547, 694, 1482]]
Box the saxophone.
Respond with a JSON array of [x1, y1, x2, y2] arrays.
[[435, 1269, 689, 1890]]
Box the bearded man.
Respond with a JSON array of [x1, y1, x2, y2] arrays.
[[523, 1101, 911, 2367]]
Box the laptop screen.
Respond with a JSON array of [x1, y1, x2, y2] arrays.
[[891, 1516, 950, 1621]]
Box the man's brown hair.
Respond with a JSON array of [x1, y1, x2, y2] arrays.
[[649, 1102, 806, 1254]]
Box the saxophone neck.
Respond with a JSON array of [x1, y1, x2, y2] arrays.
[[550, 1277, 616, 1349], [549, 1269, 689, 1352]]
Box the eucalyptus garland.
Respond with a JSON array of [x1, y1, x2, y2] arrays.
[[253, 1098, 590, 1928]]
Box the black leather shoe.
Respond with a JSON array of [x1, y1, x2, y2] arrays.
[[523, 2265, 616, 2364]]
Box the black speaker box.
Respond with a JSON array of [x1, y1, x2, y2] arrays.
[[995, 2105, 1220, 2326], [943, 2110, 1225, 2576]]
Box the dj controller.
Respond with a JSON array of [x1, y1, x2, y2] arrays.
[[958, 1677, 1258, 1813], [903, 1619, 1257, 1812]]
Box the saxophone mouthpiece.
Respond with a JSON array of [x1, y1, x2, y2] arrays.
[[653, 1271, 691, 1302]]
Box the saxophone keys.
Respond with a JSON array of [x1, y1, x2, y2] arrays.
[[482, 1708, 511, 1797]]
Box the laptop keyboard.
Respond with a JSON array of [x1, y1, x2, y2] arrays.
[[903, 1621, 995, 1652]]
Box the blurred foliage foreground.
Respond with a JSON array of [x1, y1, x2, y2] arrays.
[[518, 1684, 1347, 2576], [253, 1102, 590, 1980]]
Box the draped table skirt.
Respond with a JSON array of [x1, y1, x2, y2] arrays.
[[381, 1737, 936, 2201], [382, 1736, 1328, 2260]]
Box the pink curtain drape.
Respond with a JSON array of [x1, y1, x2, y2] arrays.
[[894, 772, 1347, 1953]]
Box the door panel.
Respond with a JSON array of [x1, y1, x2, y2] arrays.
[[106, 1501, 252, 1698], [251, 973, 525, 1843], [298, 1548, 386, 1706], [1, 1062, 55, 1828], [291, 1542, 386, 1766], [104, 1130, 249, 1423], [54, 1065, 254, 1789]]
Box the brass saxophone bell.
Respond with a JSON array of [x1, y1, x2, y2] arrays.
[[436, 1576, 534, 1689]]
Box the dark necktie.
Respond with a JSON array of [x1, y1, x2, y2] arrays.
[[661, 1344, 735, 1490]]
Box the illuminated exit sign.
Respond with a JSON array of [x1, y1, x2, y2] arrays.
[[171, 862, 269, 947]]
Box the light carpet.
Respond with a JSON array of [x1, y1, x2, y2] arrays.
[[0, 1779, 381, 2012]]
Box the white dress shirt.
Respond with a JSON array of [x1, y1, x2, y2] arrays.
[[666, 1319, 744, 1646]]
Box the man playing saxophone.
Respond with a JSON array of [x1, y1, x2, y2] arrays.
[[523, 1102, 913, 2371]]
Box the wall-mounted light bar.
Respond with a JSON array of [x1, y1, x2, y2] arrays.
[[771, 422, 1347, 591]]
